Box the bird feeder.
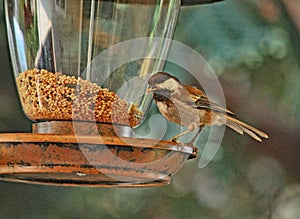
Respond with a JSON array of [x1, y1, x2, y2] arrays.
[[1, 0, 223, 187]]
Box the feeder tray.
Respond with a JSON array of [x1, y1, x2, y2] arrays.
[[0, 121, 197, 187]]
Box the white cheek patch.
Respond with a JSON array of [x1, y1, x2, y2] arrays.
[[156, 102, 168, 115], [157, 78, 180, 91]]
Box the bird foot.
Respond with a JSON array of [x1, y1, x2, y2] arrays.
[[167, 138, 179, 143]]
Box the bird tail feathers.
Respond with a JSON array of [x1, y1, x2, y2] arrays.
[[226, 116, 268, 142]]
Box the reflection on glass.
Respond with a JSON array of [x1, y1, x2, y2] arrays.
[[5, 0, 180, 127]]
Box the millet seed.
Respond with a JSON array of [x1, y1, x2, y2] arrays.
[[16, 69, 142, 126]]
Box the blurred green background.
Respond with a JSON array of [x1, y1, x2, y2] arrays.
[[1, 0, 300, 218]]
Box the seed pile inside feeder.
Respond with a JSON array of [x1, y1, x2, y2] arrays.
[[16, 69, 142, 126]]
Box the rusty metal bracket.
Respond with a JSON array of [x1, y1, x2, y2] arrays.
[[182, 0, 224, 6]]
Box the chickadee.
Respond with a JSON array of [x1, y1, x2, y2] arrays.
[[147, 72, 268, 142]]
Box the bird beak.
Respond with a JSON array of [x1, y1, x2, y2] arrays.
[[146, 87, 155, 93]]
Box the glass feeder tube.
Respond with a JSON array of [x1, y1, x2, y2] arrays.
[[5, 0, 181, 130]]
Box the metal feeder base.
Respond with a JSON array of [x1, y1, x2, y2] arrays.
[[0, 122, 197, 187]]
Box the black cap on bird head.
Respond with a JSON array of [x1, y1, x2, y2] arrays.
[[148, 72, 179, 87]]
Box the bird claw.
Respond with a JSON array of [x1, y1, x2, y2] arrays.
[[171, 138, 178, 142], [167, 138, 178, 143]]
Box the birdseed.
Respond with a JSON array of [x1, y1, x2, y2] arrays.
[[16, 69, 142, 126]]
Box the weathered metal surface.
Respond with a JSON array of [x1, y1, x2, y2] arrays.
[[0, 133, 197, 187], [32, 121, 132, 137]]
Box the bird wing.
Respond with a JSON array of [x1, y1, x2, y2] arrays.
[[184, 85, 236, 116]]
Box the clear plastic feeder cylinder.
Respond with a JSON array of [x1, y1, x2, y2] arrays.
[[4, 0, 180, 127]]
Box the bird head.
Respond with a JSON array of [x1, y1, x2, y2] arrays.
[[147, 72, 181, 94]]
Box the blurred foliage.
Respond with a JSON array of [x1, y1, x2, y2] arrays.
[[0, 0, 300, 218], [176, 0, 290, 68]]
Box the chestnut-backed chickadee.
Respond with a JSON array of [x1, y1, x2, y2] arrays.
[[147, 72, 268, 142]]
